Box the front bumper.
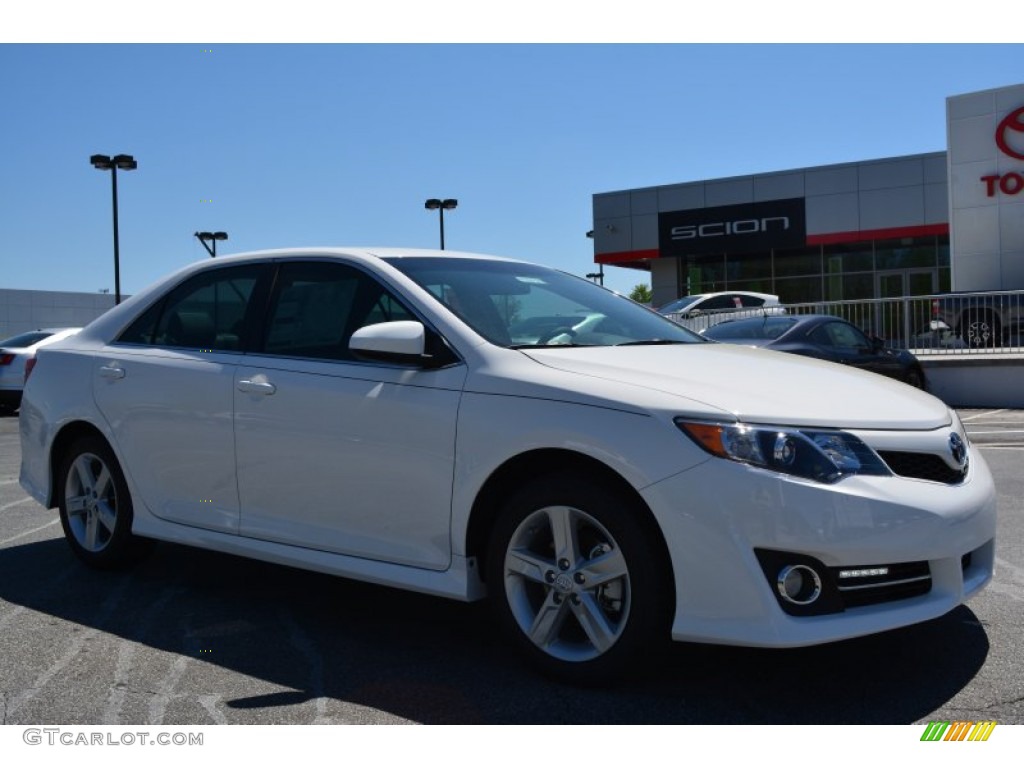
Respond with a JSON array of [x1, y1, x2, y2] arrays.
[[641, 445, 997, 648]]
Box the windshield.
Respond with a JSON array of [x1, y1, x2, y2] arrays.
[[704, 316, 798, 340], [657, 296, 703, 314], [384, 257, 703, 348]]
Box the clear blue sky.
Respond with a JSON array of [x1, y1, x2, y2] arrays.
[[2, 42, 1022, 298]]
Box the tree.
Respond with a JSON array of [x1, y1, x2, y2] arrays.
[[629, 284, 653, 305]]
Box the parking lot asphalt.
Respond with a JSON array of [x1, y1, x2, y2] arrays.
[[1, 411, 1022, 725], [959, 408, 1024, 446]]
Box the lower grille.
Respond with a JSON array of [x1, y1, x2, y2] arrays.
[[829, 560, 932, 608], [878, 451, 967, 485]]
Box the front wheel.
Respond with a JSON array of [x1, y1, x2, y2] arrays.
[[905, 368, 926, 390], [485, 475, 670, 684], [57, 435, 152, 569]]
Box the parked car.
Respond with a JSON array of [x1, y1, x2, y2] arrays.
[[931, 291, 1024, 347], [0, 327, 81, 413], [19, 249, 995, 683], [702, 315, 927, 389], [658, 290, 784, 332]]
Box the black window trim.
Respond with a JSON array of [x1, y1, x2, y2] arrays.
[[108, 256, 464, 369], [110, 262, 273, 354]]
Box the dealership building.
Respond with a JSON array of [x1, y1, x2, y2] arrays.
[[591, 83, 1024, 308]]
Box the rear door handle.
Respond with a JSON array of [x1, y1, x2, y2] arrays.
[[99, 365, 125, 380], [237, 379, 276, 395]]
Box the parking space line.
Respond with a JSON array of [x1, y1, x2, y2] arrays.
[[966, 429, 1024, 435], [7, 577, 134, 719], [0, 496, 37, 513], [960, 409, 1007, 422], [0, 518, 58, 547]]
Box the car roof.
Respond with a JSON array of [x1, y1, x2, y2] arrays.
[[207, 247, 527, 265]]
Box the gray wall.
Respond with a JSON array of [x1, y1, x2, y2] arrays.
[[947, 83, 1024, 291], [593, 152, 948, 302], [0, 289, 117, 340]]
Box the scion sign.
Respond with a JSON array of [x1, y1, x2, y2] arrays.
[[658, 198, 806, 258]]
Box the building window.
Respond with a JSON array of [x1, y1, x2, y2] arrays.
[[875, 237, 938, 270], [774, 246, 823, 277], [823, 242, 874, 273], [774, 275, 823, 304]]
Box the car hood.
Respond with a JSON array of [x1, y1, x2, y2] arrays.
[[520, 344, 950, 430]]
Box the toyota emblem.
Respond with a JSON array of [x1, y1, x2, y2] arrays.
[[949, 433, 968, 469], [995, 106, 1024, 161]]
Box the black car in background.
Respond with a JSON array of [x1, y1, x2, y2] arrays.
[[701, 314, 927, 389]]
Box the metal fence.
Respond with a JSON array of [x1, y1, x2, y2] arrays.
[[673, 290, 1024, 355]]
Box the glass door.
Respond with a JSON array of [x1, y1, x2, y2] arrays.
[[874, 269, 937, 348]]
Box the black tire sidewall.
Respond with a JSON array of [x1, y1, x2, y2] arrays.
[[485, 474, 670, 684]]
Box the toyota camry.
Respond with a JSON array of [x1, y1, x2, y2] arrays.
[[18, 248, 996, 683]]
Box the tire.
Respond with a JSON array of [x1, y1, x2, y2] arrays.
[[57, 435, 152, 569], [905, 368, 926, 390], [485, 474, 670, 684], [961, 312, 1001, 348]]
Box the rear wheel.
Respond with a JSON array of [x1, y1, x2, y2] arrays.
[[486, 475, 670, 684], [57, 436, 152, 569]]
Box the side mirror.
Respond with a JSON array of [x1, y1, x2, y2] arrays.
[[350, 321, 430, 366]]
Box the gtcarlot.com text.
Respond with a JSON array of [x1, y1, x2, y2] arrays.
[[23, 729, 203, 747]]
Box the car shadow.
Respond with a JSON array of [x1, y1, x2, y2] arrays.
[[0, 536, 989, 724]]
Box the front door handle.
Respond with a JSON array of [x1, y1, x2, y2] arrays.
[[237, 379, 277, 395], [99, 365, 125, 380]]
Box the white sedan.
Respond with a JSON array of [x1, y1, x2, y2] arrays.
[[18, 249, 996, 683], [659, 290, 785, 332], [0, 327, 81, 413]]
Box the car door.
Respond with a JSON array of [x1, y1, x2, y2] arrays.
[[808, 321, 903, 378], [93, 263, 267, 534], [233, 259, 467, 570]]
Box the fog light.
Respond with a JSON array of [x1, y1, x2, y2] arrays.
[[777, 564, 822, 605]]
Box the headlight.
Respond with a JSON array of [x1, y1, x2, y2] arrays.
[[675, 419, 891, 483]]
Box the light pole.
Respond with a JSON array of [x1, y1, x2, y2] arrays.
[[195, 231, 228, 258], [90, 154, 137, 304], [585, 229, 604, 286], [424, 198, 457, 249]]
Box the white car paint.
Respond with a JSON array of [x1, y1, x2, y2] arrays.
[[17, 248, 996, 679], [0, 327, 81, 409]]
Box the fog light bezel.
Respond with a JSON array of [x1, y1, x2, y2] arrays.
[[776, 564, 823, 606]]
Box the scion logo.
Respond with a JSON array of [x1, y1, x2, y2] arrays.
[[658, 197, 806, 258], [671, 217, 790, 241], [995, 106, 1024, 160]]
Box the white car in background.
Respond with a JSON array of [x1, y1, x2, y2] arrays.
[[659, 290, 784, 332], [0, 327, 81, 413], [18, 249, 995, 683]]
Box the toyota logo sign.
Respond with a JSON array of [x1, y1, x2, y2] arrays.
[[995, 106, 1024, 161], [980, 105, 1024, 197]]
